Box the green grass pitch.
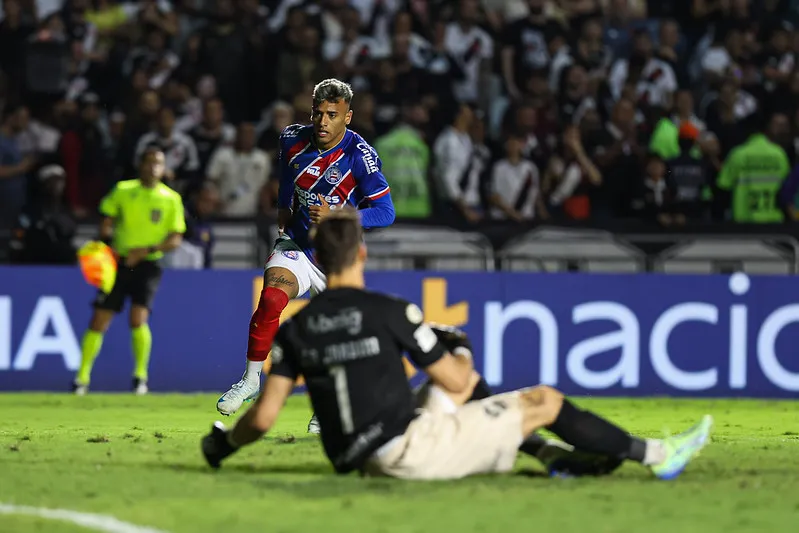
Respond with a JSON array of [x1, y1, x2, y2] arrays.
[[1, 394, 798, 533]]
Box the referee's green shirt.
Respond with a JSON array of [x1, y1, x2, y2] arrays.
[[99, 180, 186, 260]]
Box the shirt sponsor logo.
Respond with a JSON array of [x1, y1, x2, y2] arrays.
[[295, 187, 343, 206], [357, 142, 379, 174], [307, 307, 363, 336]]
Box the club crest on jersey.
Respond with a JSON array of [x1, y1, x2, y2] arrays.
[[324, 164, 343, 185], [282, 250, 299, 260], [150, 209, 162, 222]]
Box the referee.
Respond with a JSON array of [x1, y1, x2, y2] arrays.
[[73, 146, 186, 395]]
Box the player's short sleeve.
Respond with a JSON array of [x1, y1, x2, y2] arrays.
[[98, 185, 121, 218], [167, 192, 187, 234], [386, 298, 447, 368], [268, 323, 301, 380], [353, 139, 391, 201], [277, 125, 305, 208]]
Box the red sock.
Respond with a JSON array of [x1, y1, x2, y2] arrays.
[[246, 287, 290, 362]]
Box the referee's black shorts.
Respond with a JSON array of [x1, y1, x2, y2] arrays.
[[93, 259, 163, 314]]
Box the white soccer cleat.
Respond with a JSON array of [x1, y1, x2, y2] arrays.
[[307, 414, 321, 434], [72, 382, 88, 396], [216, 379, 260, 416]]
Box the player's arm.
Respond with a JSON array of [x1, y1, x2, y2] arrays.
[[427, 323, 473, 359], [353, 143, 395, 228], [154, 195, 186, 253], [201, 372, 294, 469], [202, 327, 298, 469], [389, 301, 472, 394], [276, 129, 298, 232], [232, 329, 298, 441], [230, 373, 294, 445]]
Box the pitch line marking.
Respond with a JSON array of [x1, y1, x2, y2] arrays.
[[0, 503, 169, 533]]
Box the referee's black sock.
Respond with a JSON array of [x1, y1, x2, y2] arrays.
[[468, 377, 548, 456], [546, 399, 650, 463]]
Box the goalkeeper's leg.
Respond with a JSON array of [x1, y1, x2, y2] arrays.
[[415, 374, 623, 476], [516, 386, 713, 480], [464, 376, 626, 476]]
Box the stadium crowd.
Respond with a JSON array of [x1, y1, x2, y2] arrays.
[[3, 0, 799, 266]]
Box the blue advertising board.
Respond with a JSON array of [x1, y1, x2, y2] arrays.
[[1, 266, 798, 398]]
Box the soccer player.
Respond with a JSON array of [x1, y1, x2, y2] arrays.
[[215, 79, 395, 427], [73, 146, 186, 395], [202, 209, 713, 480]]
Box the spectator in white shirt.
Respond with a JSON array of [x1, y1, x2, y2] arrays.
[[432, 103, 482, 223], [134, 106, 200, 192], [489, 133, 545, 222], [608, 29, 677, 109], [701, 27, 744, 85], [207, 123, 270, 217], [444, 0, 494, 106]]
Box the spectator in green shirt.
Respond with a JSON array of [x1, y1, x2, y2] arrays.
[[373, 104, 432, 218], [717, 112, 791, 223]]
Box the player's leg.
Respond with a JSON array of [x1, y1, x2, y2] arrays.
[[514, 386, 713, 480], [73, 309, 115, 394], [129, 305, 152, 395], [245, 267, 299, 376], [304, 264, 327, 435], [73, 269, 129, 394], [216, 266, 298, 414], [128, 260, 163, 395], [217, 243, 310, 415], [368, 385, 711, 480], [414, 374, 622, 476], [203, 378, 284, 468]]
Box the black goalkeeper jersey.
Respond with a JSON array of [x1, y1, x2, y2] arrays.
[[269, 287, 448, 473]]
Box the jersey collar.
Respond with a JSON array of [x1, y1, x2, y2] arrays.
[[313, 128, 350, 156]]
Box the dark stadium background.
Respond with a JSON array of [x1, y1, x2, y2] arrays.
[[3, 0, 799, 269]]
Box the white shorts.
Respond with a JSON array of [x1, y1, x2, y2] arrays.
[[265, 236, 327, 297], [363, 386, 525, 480]]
